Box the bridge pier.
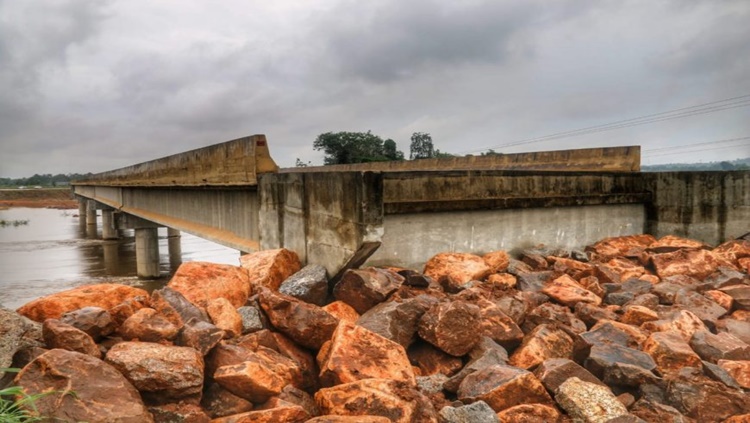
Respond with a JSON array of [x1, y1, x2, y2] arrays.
[[135, 227, 160, 279], [167, 228, 182, 270], [101, 210, 119, 240], [77, 197, 87, 226], [85, 200, 98, 236]]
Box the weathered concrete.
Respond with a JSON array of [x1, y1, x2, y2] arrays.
[[101, 209, 118, 240], [86, 200, 97, 228], [135, 227, 160, 279]]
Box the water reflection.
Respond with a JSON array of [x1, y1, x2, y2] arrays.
[[0, 207, 240, 309]]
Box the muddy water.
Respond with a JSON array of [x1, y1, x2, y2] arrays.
[[0, 207, 239, 310]]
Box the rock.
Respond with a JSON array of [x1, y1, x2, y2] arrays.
[[318, 322, 415, 386], [719, 318, 750, 344], [168, 261, 252, 308], [118, 307, 179, 342], [439, 400, 500, 423], [258, 288, 339, 350], [702, 360, 743, 389], [443, 341, 509, 393], [207, 297, 243, 339], [712, 239, 750, 266], [555, 377, 628, 423], [177, 318, 225, 355], [574, 302, 618, 328], [59, 306, 116, 341], [14, 349, 152, 422], [322, 301, 360, 324], [237, 305, 265, 334], [584, 344, 657, 382], [408, 342, 464, 377], [424, 252, 492, 291], [357, 295, 437, 348], [275, 384, 320, 419], [520, 250, 550, 270], [551, 256, 594, 277], [418, 300, 482, 356], [483, 250, 510, 273], [642, 331, 703, 375], [495, 403, 562, 422], [210, 403, 309, 423], [525, 302, 588, 334], [648, 235, 708, 252], [213, 347, 302, 403], [674, 290, 727, 323], [651, 249, 735, 281], [279, 264, 329, 306], [239, 248, 302, 291], [105, 341, 204, 402], [472, 298, 525, 349], [17, 283, 150, 322], [42, 319, 101, 358], [717, 359, 750, 388], [457, 364, 552, 413], [515, 270, 554, 292], [578, 275, 606, 298], [315, 378, 436, 423], [620, 305, 659, 326], [720, 284, 750, 311], [542, 274, 602, 307], [580, 320, 648, 349], [533, 358, 605, 394], [333, 267, 404, 314], [586, 234, 656, 261], [306, 417, 390, 423], [663, 367, 750, 422], [689, 330, 750, 363], [704, 289, 734, 310], [242, 330, 319, 391], [509, 324, 574, 370], [0, 307, 41, 380], [485, 273, 517, 289], [109, 295, 150, 326], [642, 310, 708, 342], [149, 403, 210, 423], [201, 382, 254, 418], [150, 286, 209, 328], [629, 399, 690, 423]]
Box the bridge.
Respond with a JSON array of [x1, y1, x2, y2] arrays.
[[72, 134, 750, 280]]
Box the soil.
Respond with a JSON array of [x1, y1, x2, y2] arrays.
[[0, 188, 77, 209]]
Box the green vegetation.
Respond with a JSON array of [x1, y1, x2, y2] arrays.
[[0, 173, 93, 188], [643, 158, 750, 172], [313, 131, 405, 165], [0, 369, 42, 422]]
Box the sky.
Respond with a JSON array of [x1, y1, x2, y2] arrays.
[[1, 0, 749, 178]]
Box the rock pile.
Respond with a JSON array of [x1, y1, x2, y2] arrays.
[[2, 234, 750, 422]]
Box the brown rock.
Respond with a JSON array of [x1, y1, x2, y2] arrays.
[[443, 338, 509, 393], [574, 302, 619, 328], [620, 305, 659, 326], [322, 301, 360, 324], [59, 306, 116, 341], [278, 264, 329, 306], [689, 330, 750, 363], [555, 377, 628, 423], [525, 302, 588, 334], [357, 295, 437, 348], [210, 403, 309, 423], [407, 342, 463, 376], [603, 257, 646, 281], [663, 367, 750, 422], [240, 330, 319, 391], [584, 344, 657, 382], [149, 403, 210, 423], [550, 256, 594, 278], [118, 307, 179, 342], [14, 349, 152, 422], [17, 283, 150, 322], [515, 270, 555, 292], [109, 295, 150, 326], [509, 324, 574, 370], [495, 404, 562, 422], [674, 290, 728, 322], [642, 310, 708, 342], [306, 417, 391, 423], [719, 318, 750, 344], [318, 322, 415, 386], [457, 364, 552, 412], [642, 331, 703, 375], [486, 273, 517, 289], [473, 298, 525, 349], [239, 248, 301, 291], [521, 250, 550, 270], [585, 234, 656, 261], [168, 261, 252, 308], [717, 359, 750, 388], [651, 249, 735, 281], [150, 286, 209, 328], [201, 382, 254, 418], [713, 239, 750, 267], [214, 347, 302, 403], [629, 399, 692, 423], [483, 250, 510, 273], [274, 384, 320, 419], [42, 319, 101, 358], [207, 297, 243, 339], [542, 274, 602, 307], [105, 341, 204, 402], [333, 267, 404, 314], [423, 252, 492, 289], [720, 284, 750, 311], [705, 289, 734, 311], [581, 320, 648, 349], [177, 318, 225, 355], [649, 234, 708, 252], [534, 358, 605, 394], [258, 288, 339, 350], [418, 300, 482, 356], [315, 378, 436, 423]]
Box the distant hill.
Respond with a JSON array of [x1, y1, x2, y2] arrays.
[[643, 157, 750, 172]]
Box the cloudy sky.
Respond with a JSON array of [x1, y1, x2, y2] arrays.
[[1, 0, 749, 177]]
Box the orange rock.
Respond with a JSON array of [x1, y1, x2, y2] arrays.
[[603, 257, 646, 281], [407, 342, 463, 377], [201, 382, 254, 418], [541, 274, 601, 307], [705, 290, 734, 311], [486, 273, 517, 289], [210, 402, 309, 423], [318, 322, 415, 386], [549, 256, 594, 278], [739, 257, 750, 273], [509, 324, 574, 370], [150, 287, 209, 328], [620, 305, 659, 326], [457, 364, 553, 412], [322, 301, 360, 324], [207, 298, 243, 339], [214, 347, 302, 403], [42, 319, 101, 358], [148, 403, 210, 423], [473, 298, 524, 349], [649, 235, 708, 252], [585, 234, 656, 261], [712, 239, 750, 267], [168, 261, 252, 308], [651, 249, 736, 281], [638, 274, 660, 284], [482, 250, 510, 273], [239, 248, 301, 291], [17, 284, 149, 322], [417, 300, 482, 356], [495, 403, 561, 422], [642, 331, 702, 375], [258, 289, 339, 350], [423, 252, 491, 289], [118, 307, 179, 342], [642, 310, 708, 342], [306, 416, 391, 423], [717, 359, 750, 388]]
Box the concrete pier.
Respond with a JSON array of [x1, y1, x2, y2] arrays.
[[135, 227, 160, 279], [77, 198, 87, 226], [101, 210, 119, 240], [167, 228, 182, 270], [86, 200, 97, 228]]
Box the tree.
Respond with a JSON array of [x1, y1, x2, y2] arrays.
[[410, 132, 434, 159], [313, 131, 404, 165]]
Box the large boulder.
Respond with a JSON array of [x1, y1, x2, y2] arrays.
[[457, 364, 552, 413], [118, 307, 179, 342], [333, 267, 404, 314], [554, 377, 628, 423], [279, 264, 329, 306], [423, 252, 492, 290], [150, 286, 209, 328], [207, 297, 243, 339], [167, 261, 252, 309], [357, 295, 437, 348], [509, 324, 574, 370], [585, 234, 656, 261], [14, 349, 152, 422], [650, 249, 735, 281], [17, 284, 149, 322], [418, 300, 481, 357], [541, 274, 601, 307], [213, 346, 302, 403], [1, 307, 42, 381], [59, 306, 116, 341], [42, 319, 101, 358], [258, 289, 339, 350], [239, 248, 301, 291]]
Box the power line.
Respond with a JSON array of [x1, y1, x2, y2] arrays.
[[642, 136, 750, 154], [642, 139, 750, 158], [459, 94, 750, 155]]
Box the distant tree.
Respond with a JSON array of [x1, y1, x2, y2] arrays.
[[719, 161, 735, 171], [410, 132, 434, 160], [383, 139, 405, 161], [481, 149, 502, 156], [313, 131, 404, 165], [434, 149, 455, 158], [295, 158, 311, 167]]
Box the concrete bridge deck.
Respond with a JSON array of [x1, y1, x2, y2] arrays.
[[72, 134, 750, 279]]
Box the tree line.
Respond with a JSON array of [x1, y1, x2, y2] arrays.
[[0, 173, 94, 188]]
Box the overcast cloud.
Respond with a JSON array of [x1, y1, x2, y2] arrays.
[[0, 0, 749, 177]]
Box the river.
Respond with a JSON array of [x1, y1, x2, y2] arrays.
[[0, 207, 239, 310]]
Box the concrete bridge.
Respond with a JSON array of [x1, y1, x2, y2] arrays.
[[72, 134, 750, 280]]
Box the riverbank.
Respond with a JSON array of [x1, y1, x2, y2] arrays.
[[0, 188, 77, 209]]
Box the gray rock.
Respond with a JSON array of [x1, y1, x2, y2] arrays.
[[237, 306, 265, 334], [439, 400, 500, 423], [0, 307, 42, 383], [279, 264, 329, 306], [555, 377, 628, 423]]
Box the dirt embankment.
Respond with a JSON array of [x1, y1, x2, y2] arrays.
[[0, 188, 77, 209]]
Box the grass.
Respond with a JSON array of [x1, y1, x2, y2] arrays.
[[0, 369, 42, 423]]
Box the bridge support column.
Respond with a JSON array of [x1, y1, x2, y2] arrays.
[[135, 228, 160, 279], [85, 200, 98, 238], [167, 228, 182, 270], [77, 198, 87, 226], [103, 242, 120, 273], [101, 210, 119, 240]]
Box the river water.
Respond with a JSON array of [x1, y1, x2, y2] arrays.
[[0, 207, 239, 310]]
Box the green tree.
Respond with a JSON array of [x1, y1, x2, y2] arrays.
[[383, 139, 404, 161], [409, 132, 434, 159], [313, 131, 404, 165]]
